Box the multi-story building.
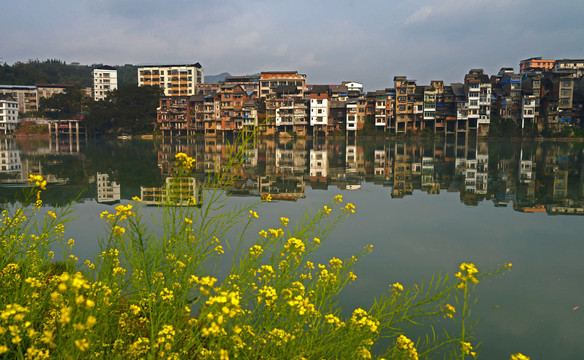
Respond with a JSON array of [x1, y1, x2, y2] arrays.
[[275, 97, 309, 136], [259, 71, 306, 99], [374, 90, 388, 129], [309, 85, 330, 134], [223, 75, 260, 97], [541, 72, 574, 128], [346, 101, 358, 134], [553, 59, 584, 77], [219, 84, 254, 134], [138, 63, 204, 96], [521, 94, 536, 130], [242, 100, 259, 133], [0, 138, 21, 173], [463, 69, 491, 135], [96, 172, 121, 203], [157, 96, 191, 137], [393, 76, 416, 133], [519, 57, 555, 73], [37, 84, 74, 100], [92, 66, 118, 101], [0, 85, 38, 113], [0, 94, 19, 134]]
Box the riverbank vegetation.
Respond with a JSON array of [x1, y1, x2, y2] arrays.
[[1, 132, 529, 360]]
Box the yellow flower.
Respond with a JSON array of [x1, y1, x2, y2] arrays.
[[86, 316, 97, 328], [250, 245, 263, 256], [215, 245, 224, 254], [112, 226, 126, 236], [248, 210, 258, 219], [323, 205, 331, 215], [313, 237, 320, 244], [132, 196, 142, 202], [396, 335, 418, 360], [392, 282, 404, 292], [264, 194, 272, 202], [334, 194, 343, 203], [280, 217, 289, 227], [220, 349, 229, 360], [455, 262, 479, 287], [510, 353, 530, 360], [75, 338, 89, 351], [28, 174, 47, 190], [47, 211, 56, 219], [175, 152, 195, 170], [344, 202, 356, 214]]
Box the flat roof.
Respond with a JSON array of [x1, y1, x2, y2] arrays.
[[0, 85, 36, 90]]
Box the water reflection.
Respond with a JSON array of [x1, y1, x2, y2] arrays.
[[2, 135, 584, 359], [1, 135, 583, 215]]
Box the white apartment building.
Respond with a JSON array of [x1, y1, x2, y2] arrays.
[[96, 172, 121, 203], [521, 94, 536, 129], [0, 94, 19, 134], [346, 102, 358, 132], [310, 150, 328, 178], [138, 63, 204, 97], [92, 66, 118, 101], [0, 138, 21, 173]]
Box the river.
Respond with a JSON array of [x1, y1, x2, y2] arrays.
[[1, 134, 583, 359]]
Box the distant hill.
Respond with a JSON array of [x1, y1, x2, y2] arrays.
[[204, 72, 231, 84], [0, 59, 137, 88]]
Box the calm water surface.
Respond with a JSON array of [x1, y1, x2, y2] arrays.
[[1, 135, 583, 359]]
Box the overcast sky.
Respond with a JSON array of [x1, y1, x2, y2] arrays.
[[1, 0, 583, 90]]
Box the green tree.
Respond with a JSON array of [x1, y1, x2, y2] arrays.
[[38, 88, 89, 119], [85, 85, 162, 134]]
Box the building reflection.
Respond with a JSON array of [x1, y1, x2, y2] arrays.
[[2, 135, 583, 215]]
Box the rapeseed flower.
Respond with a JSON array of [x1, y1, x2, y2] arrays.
[[28, 174, 47, 190], [396, 335, 418, 360], [280, 217, 289, 227]]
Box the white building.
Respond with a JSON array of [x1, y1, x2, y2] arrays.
[[96, 172, 121, 203], [0, 138, 21, 173], [0, 94, 19, 134], [92, 66, 118, 101], [346, 102, 358, 132], [310, 150, 328, 178], [138, 63, 204, 97], [521, 94, 536, 129], [310, 86, 329, 128]]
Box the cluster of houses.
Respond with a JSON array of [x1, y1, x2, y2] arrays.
[[1, 57, 583, 136], [152, 57, 584, 137]]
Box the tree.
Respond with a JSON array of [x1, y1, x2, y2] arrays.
[[38, 88, 89, 119], [85, 85, 163, 134]]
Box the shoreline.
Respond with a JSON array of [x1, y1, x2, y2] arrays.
[[4, 132, 584, 143]]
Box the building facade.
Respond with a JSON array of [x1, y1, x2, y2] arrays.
[[0, 94, 19, 134], [92, 66, 118, 101], [138, 63, 204, 97]]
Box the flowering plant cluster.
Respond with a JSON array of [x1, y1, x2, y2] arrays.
[[0, 137, 526, 359]]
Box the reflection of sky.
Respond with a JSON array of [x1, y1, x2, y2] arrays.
[[56, 179, 584, 359]]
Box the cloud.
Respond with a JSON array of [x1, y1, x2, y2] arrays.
[[404, 6, 433, 26]]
